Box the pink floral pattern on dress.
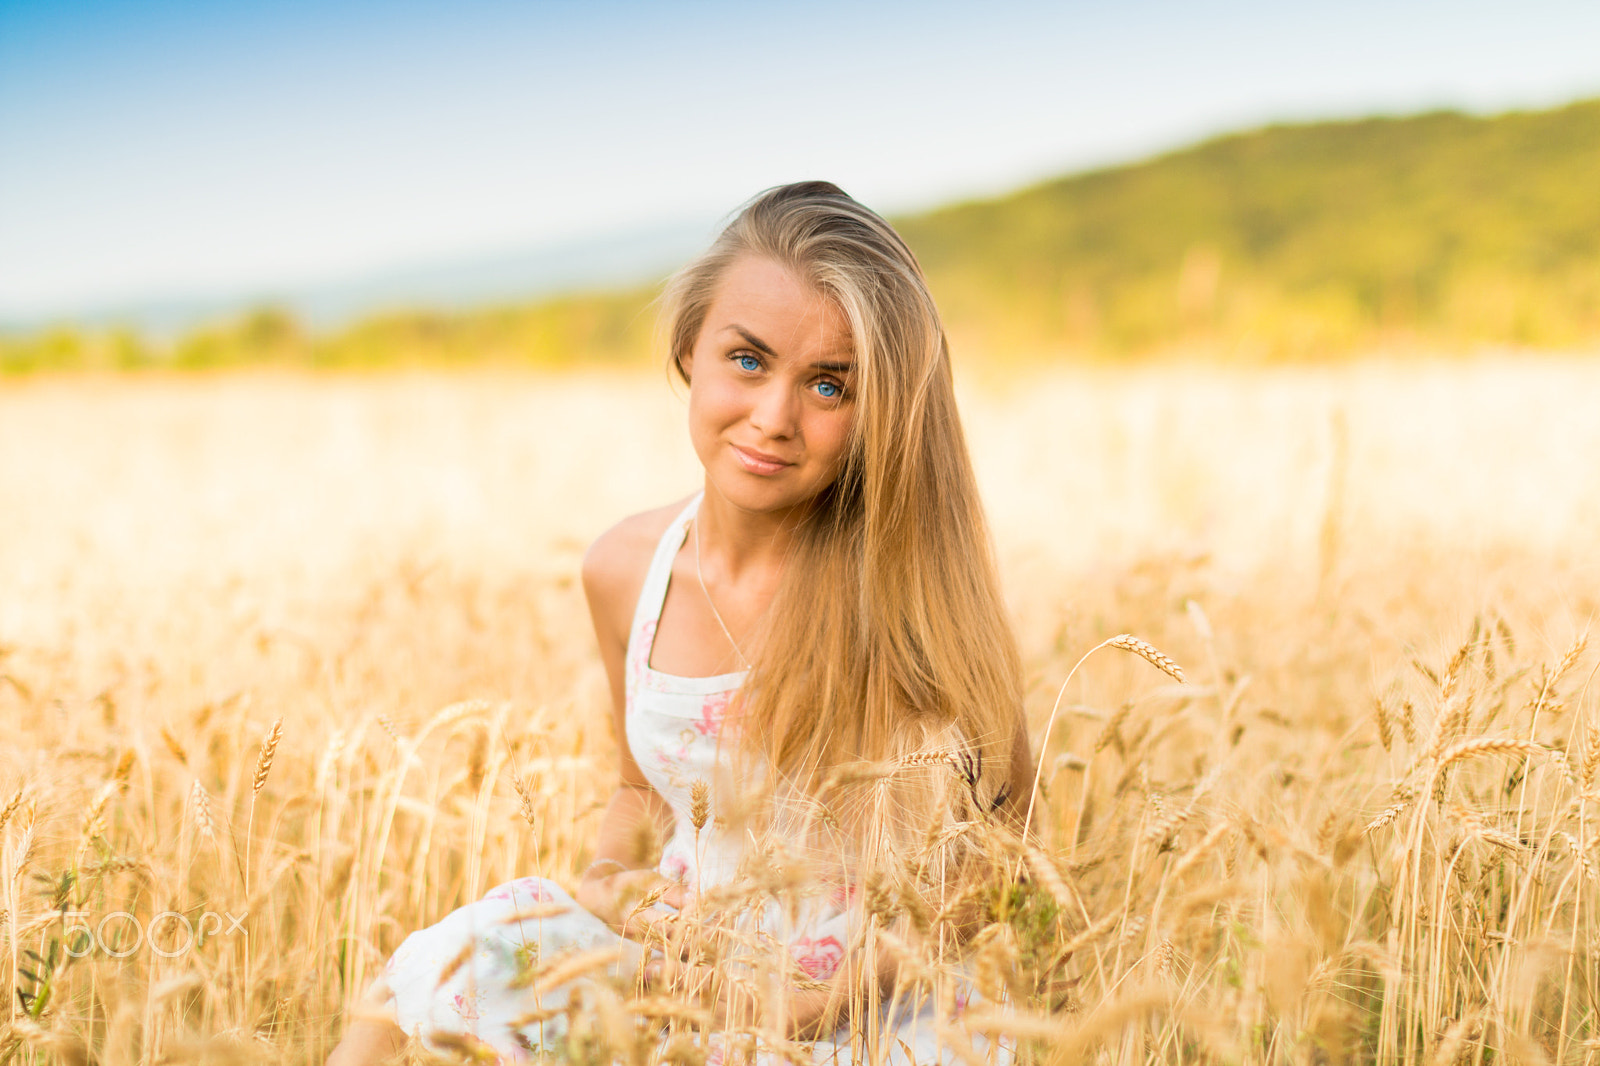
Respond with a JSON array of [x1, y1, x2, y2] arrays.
[[694, 691, 730, 738], [790, 935, 845, 980], [451, 991, 480, 1022], [654, 727, 700, 789], [482, 877, 555, 904], [660, 852, 690, 885]]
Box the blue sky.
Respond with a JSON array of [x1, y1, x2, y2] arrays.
[[2, 0, 1598, 319]]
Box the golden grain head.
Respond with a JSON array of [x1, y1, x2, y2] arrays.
[[0, 787, 24, 835], [1437, 736, 1544, 767], [690, 779, 710, 832], [1107, 635, 1186, 684], [1364, 797, 1414, 835], [252, 718, 283, 795], [1584, 718, 1600, 790], [189, 779, 217, 844], [1374, 697, 1393, 751], [1552, 636, 1589, 686], [510, 769, 539, 830], [161, 727, 190, 766]]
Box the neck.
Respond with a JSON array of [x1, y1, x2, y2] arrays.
[[695, 482, 807, 582]]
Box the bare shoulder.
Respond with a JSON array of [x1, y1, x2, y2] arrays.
[[581, 496, 694, 638]]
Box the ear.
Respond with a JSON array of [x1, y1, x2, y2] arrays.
[[676, 346, 694, 384]]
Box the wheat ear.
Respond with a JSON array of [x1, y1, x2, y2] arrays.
[[1025, 634, 1185, 836], [190, 780, 217, 845], [1437, 737, 1544, 767], [1107, 634, 1187, 683], [690, 779, 710, 832], [253, 719, 283, 795]]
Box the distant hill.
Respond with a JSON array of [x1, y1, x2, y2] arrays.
[[901, 97, 1600, 359], [6, 98, 1599, 372], [0, 220, 712, 339]]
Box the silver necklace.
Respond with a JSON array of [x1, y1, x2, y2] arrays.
[[693, 516, 751, 671]]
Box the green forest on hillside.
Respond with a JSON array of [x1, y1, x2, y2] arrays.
[[903, 97, 1600, 360], [6, 98, 1598, 373]]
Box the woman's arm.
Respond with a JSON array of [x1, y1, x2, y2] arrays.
[[574, 512, 687, 932], [576, 783, 685, 933]]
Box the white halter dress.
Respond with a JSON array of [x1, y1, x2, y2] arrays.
[[376, 495, 994, 1063]]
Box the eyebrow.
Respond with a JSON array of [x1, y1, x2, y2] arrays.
[[726, 325, 854, 373]]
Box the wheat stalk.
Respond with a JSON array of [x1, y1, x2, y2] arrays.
[[1060, 910, 1121, 955], [112, 749, 136, 786], [248, 718, 281, 795], [1026, 634, 1185, 836], [0, 788, 23, 835], [1562, 833, 1597, 884], [426, 1031, 502, 1061], [1398, 699, 1418, 745], [1448, 804, 1525, 851], [1549, 748, 1579, 788], [1440, 642, 1471, 702], [436, 942, 474, 987], [1437, 737, 1544, 767], [1022, 843, 1075, 908], [1431, 1012, 1483, 1066], [1375, 697, 1393, 751], [1169, 821, 1232, 881], [189, 779, 217, 845], [510, 769, 539, 830], [1143, 794, 1190, 847], [79, 781, 116, 845], [1094, 704, 1131, 754], [624, 996, 711, 1022], [690, 779, 710, 833], [1583, 716, 1600, 791], [1365, 796, 1414, 834], [162, 727, 190, 766], [1552, 635, 1589, 688], [1528, 635, 1589, 718], [894, 748, 961, 770], [529, 947, 622, 996], [1107, 634, 1186, 684]]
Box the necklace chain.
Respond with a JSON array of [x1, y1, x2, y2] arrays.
[[693, 516, 751, 670]]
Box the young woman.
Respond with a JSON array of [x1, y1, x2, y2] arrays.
[[329, 181, 1032, 1064]]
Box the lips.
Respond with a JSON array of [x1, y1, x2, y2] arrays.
[[731, 444, 793, 475]]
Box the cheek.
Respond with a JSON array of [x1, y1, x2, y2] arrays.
[[687, 377, 742, 443], [808, 411, 855, 471]]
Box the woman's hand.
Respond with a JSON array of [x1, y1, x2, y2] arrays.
[[576, 861, 687, 942], [641, 955, 849, 1039]]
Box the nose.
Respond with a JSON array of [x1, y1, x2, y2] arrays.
[[748, 380, 799, 440]]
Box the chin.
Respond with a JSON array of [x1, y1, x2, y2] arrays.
[[711, 466, 825, 514]]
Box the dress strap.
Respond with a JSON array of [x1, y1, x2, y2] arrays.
[[627, 493, 702, 653]]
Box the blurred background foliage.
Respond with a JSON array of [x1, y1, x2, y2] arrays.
[[5, 98, 1598, 374]]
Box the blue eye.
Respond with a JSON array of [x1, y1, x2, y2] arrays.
[[735, 353, 761, 372], [815, 380, 841, 399]]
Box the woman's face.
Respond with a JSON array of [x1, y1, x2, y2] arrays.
[[681, 255, 856, 517]]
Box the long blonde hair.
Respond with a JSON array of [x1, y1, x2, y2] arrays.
[[662, 182, 1024, 835]]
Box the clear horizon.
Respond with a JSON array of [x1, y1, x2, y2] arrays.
[[3, 0, 1599, 320]]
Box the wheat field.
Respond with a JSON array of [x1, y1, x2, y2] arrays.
[[1, 356, 1598, 1064]]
